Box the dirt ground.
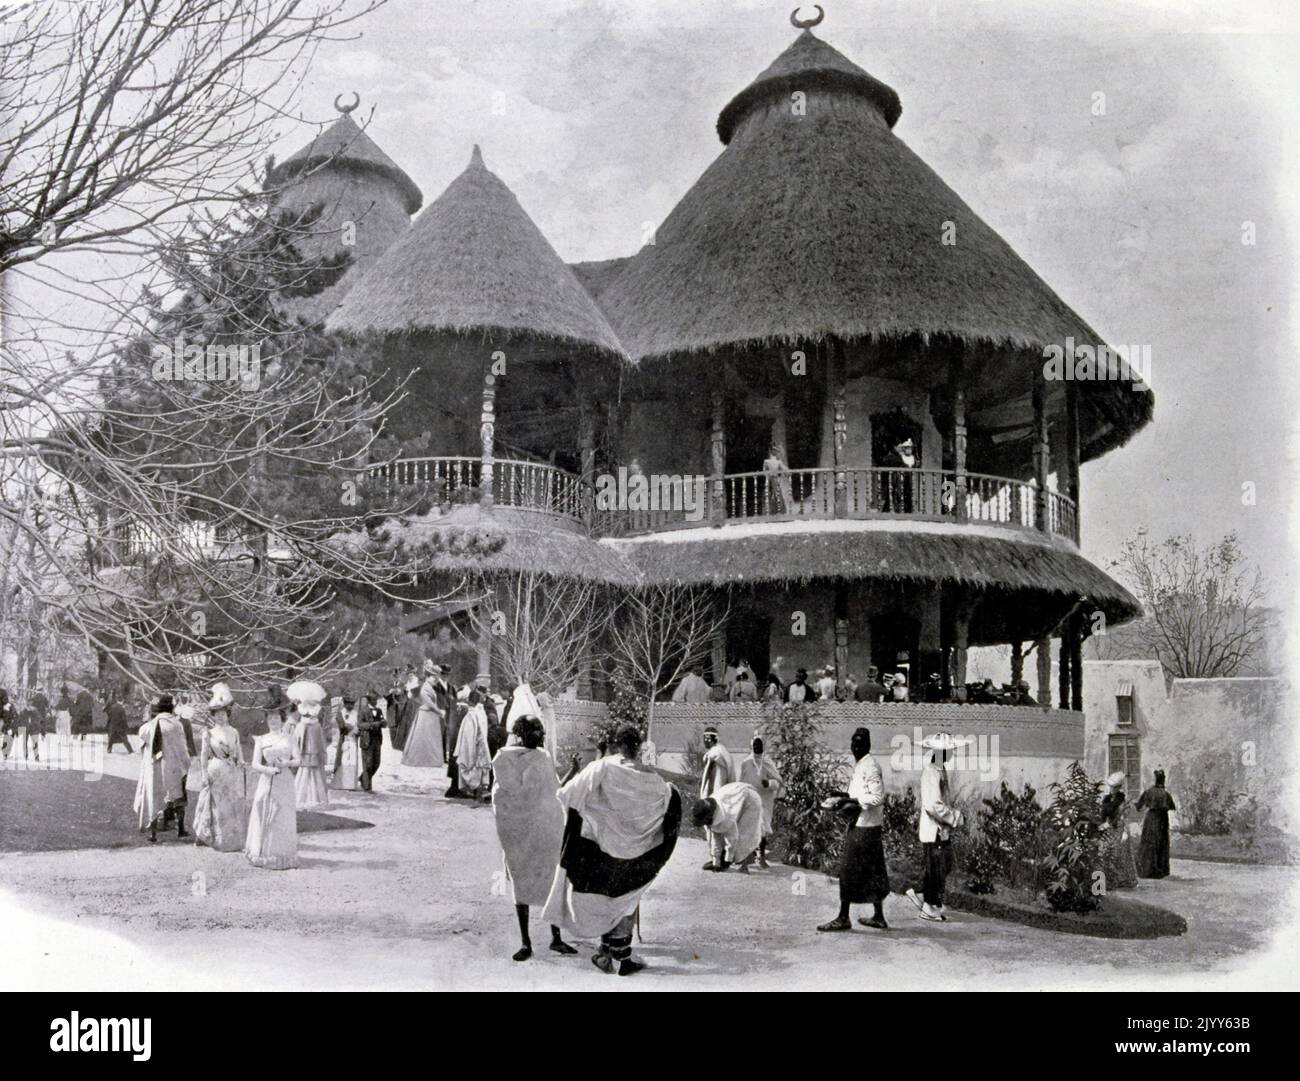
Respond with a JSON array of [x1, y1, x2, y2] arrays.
[[2, 739, 1298, 991]]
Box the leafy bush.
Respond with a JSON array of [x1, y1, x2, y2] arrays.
[[961, 836, 1003, 895], [882, 786, 922, 883], [589, 669, 647, 751], [760, 700, 847, 870], [975, 782, 1048, 896], [1042, 762, 1105, 914]]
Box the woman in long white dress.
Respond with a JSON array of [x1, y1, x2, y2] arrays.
[[401, 664, 445, 768], [245, 712, 300, 870], [193, 682, 247, 851], [331, 695, 361, 791], [289, 679, 330, 809]]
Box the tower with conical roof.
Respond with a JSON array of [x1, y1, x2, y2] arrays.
[[267, 97, 423, 323]]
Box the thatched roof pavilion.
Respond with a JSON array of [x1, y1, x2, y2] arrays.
[[596, 26, 1152, 462], [326, 145, 625, 463]]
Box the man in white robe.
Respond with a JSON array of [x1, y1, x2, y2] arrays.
[[692, 780, 764, 872], [737, 734, 783, 868], [699, 726, 735, 870], [455, 691, 492, 797], [133, 695, 192, 843], [542, 725, 680, 977], [672, 667, 711, 704]]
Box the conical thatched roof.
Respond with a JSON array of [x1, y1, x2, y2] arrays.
[[267, 112, 423, 214], [597, 29, 1152, 458], [325, 146, 625, 356]]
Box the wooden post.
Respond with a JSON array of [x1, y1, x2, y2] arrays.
[[710, 386, 726, 526], [953, 610, 970, 691], [578, 399, 596, 527], [480, 371, 497, 510], [1036, 636, 1052, 707], [833, 581, 849, 697], [1065, 380, 1081, 542], [1032, 368, 1050, 532], [1069, 612, 1084, 711], [1057, 631, 1071, 711], [1010, 640, 1024, 685], [830, 341, 848, 518]]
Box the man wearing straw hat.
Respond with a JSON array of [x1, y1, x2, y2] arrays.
[[905, 733, 968, 922]]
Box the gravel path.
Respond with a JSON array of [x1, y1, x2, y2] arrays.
[[2, 745, 1296, 991]]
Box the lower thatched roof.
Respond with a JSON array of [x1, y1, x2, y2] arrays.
[[367, 506, 1138, 622], [607, 519, 1141, 623], [368, 505, 637, 585]]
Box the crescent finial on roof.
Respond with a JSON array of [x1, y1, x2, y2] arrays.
[[334, 91, 361, 114], [791, 5, 824, 29]]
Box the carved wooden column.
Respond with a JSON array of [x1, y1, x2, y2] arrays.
[[950, 350, 967, 520], [1010, 640, 1024, 685], [480, 370, 497, 509], [952, 601, 971, 691], [830, 341, 848, 517], [1032, 368, 1050, 532], [1035, 637, 1052, 707], [710, 386, 726, 526]]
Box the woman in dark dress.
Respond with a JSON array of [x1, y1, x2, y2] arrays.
[[1135, 769, 1176, 879]]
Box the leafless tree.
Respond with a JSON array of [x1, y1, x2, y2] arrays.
[[607, 582, 729, 739], [1111, 531, 1268, 678], [0, 0, 461, 695], [463, 570, 609, 697]]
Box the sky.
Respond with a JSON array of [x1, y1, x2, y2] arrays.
[[6, 0, 1295, 611], [275, 0, 1298, 603]]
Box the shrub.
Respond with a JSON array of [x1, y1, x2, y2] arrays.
[[976, 782, 1048, 896], [760, 700, 847, 870], [1042, 762, 1105, 914], [589, 669, 647, 751], [882, 786, 922, 883]]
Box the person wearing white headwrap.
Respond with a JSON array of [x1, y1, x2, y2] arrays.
[[455, 689, 492, 796], [737, 733, 783, 868], [193, 682, 247, 851], [288, 680, 330, 809]]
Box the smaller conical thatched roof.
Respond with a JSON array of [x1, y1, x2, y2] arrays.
[[326, 146, 625, 357], [267, 112, 423, 214], [717, 29, 901, 142]]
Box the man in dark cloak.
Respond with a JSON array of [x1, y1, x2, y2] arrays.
[[105, 690, 133, 754], [71, 686, 95, 741], [1136, 769, 1176, 879]]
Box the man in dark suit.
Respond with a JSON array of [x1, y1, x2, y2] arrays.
[[71, 686, 95, 741], [359, 691, 386, 791]]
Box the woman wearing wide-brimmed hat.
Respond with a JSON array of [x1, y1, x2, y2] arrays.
[[1099, 770, 1138, 890], [905, 733, 968, 921], [193, 682, 247, 852]]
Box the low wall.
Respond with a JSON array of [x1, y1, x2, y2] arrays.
[[551, 698, 1085, 799], [1083, 662, 1293, 837]]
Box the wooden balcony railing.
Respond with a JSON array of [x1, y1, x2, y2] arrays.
[[373, 458, 1081, 544]]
